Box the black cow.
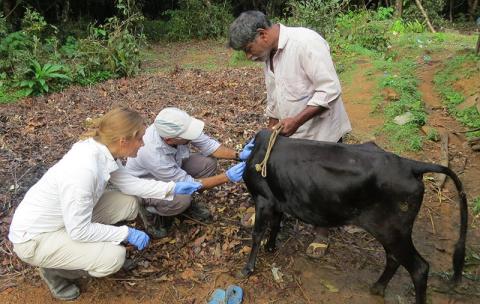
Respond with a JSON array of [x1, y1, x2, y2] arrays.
[[242, 130, 468, 304]]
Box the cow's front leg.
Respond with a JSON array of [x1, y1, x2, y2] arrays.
[[241, 197, 271, 277], [265, 210, 282, 253]]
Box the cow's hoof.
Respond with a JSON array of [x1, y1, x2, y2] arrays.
[[235, 267, 252, 279], [369, 284, 385, 297]]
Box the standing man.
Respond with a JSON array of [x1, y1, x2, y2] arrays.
[[228, 11, 351, 258], [126, 107, 252, 238]]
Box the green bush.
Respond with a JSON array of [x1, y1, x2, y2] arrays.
[[402, 0, 446, 27], [335, 9, 391, 53], [142, 19, 168, 42], [0, 13, 8, 37], [164, 0, 233, 41], [283, 0, 342, 39], [19, 60, 71, 96], [0, 31, 33, 78], [390, 19, 426, 34], [0, 1, 146, 100]]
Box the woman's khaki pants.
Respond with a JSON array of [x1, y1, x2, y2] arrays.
[[12, 191, 139, 278]]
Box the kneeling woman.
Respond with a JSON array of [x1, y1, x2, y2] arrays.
[[8, 107, 202, 300]]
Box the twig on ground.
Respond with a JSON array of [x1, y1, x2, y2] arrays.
[[427, 207, 436, 234], [294, 276, 312, 304], [182, 214, 208, 226], [453, 128, 480, 134]]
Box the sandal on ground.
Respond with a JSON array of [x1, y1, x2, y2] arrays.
[[208, 285, 243, 304], [226, 285, 243, 304], [306, 241, 329, 258], [208, 288, 226, 304]]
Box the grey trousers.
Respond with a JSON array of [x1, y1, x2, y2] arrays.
[[144, 153, 217, 216]]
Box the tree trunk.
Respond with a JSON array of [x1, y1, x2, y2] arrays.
[[449, 0, 453, 22], [3, 0, 15, 20], [394, 0, 403, 18], [414, 0, 436, 33], [469, 0, 479, 22], [61, 0, 70, 23]]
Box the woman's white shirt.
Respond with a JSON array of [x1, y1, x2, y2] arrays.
[[8, 138, 175, 244]]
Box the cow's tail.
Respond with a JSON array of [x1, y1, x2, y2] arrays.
[[412, 161, 467, 284]]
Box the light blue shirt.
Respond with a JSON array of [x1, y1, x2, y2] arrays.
[[125, 125, 220, 183]]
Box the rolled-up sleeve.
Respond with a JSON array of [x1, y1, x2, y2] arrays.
[[300, 41, 341, 108], [191, 133, 220, 156], [110, 162, 176, 199], [59, 169, 129, 243]]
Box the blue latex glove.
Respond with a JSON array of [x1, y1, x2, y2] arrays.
[[239, 138, 255, 160], [174, 181, 202, 195], [226, 162, 246, 182], [127, 227, 150, 250]]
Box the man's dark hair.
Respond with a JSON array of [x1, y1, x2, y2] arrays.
[[228, 11, 272, 51]]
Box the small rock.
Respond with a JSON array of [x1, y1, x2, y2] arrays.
[[393, 112, 414, 125]]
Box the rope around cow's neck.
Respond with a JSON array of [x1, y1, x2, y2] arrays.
[[255, 125, 283, 178]]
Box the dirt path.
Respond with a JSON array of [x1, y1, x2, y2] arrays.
[[0, 44, 479, 304]]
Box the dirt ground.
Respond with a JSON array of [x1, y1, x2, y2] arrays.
[[0, 42, 479, 303]]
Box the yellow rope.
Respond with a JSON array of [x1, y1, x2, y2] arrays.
[[255, 125, 283, 178]]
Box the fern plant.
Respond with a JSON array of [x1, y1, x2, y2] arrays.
[[19, 60, 71, 96]]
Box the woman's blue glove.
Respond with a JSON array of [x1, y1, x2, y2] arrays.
[[174, 181, 202, 195], [127, 227, 150, 250], [239, 139, 255, 160], [226, 162, 246, 182]]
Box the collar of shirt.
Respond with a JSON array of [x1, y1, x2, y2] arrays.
[[277, 24, 289, 51], [86, 138, 119, 174]]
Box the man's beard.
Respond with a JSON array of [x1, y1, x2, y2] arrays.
[[251, 49, 270, 62]]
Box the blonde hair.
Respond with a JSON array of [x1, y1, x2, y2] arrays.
[[81, 107, 145, 146]]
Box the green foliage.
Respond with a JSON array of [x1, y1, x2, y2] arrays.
[[376, 59, 426, 151], [0, 13, 8, 37], [21, 8, 48, 36], [426, 128, 440, 141], [434, 54, 480, 138], [19, 60, 71, 96], [473, 197, 480, 216], [164, 0, 233, 41], [283, 0, 342, 39], [0, 31, 32, 77], [334, 9, 391, 53], [374, 6, 394, 21], [402, 0, 446, 27], [390, 19, 426, 34], [0, 1, 146, 100], [142, 19, 168, 42]]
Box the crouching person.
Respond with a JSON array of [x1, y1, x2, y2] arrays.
[[126, 107, 250, 237], [8, 107, 201, 301]]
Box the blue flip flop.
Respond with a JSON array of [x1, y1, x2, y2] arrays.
[[225, 285, 243, 304], [208, 288, 226, 304]]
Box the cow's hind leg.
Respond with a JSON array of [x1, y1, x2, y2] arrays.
[[397, 238, 429, 304], [241, 196, 274, 277], [265, 210, 282, 253], [370, 251, 400, 296], [374, 232, 429, 304]]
